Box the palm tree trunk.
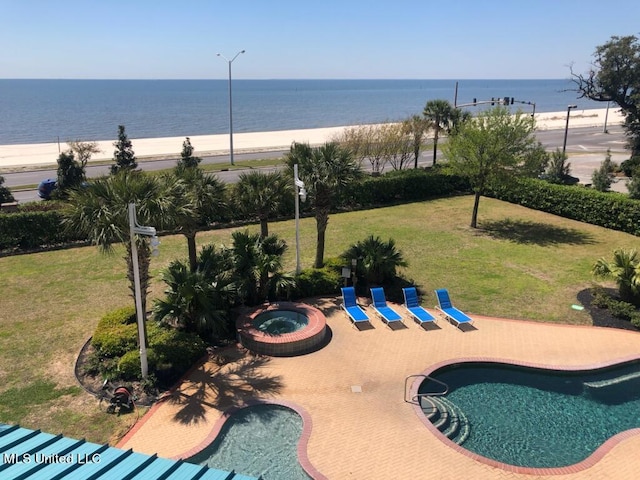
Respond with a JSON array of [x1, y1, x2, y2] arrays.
[[432, 129, 439, 166], [186, 232, 197, 272], [260, 217, 269, 238], [314, 211, 329, 268], [470, 191, 481, 228]]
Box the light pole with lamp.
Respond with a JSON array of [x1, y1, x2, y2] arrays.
[[562, 104, 578, 156], [293, 164, 307, 275], [128, 203, 159, 379], [216, 50, 245, 166]]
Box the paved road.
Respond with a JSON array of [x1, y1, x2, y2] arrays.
[[5, 125, 629, 203]]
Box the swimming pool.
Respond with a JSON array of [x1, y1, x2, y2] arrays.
[[418, 361, 640, 468], [186, 404, 312, 480]]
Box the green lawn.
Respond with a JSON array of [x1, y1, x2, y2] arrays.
[[0, 195, 636, 444]]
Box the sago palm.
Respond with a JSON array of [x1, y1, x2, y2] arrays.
[[153, 245, 235, 339], [342, 235, 408, 286], [231, 230, 294, 305], [592, 249, 640, 305]]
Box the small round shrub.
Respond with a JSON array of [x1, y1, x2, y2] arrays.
[[621, 156, 640, 177], [294, 257, 343, 298], [91, 306, 138, 358]]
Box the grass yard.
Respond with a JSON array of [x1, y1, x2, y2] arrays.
[[0, 195, 637, 444]]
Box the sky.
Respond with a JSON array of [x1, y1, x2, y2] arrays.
[[1, 0, 639, 80]]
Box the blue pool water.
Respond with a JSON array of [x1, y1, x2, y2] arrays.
[[187, 404, 310, 480], [420, 362, 640, 468], [253, 310, 309, 335]]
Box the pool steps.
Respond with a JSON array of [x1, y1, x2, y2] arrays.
[[583, 370, 640, 389], [420, 395, 470, 445]]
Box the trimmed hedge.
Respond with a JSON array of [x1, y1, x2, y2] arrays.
[[488, 178, 640, 236], [0, 210, 86, 250], [342, 169, 470, 208]]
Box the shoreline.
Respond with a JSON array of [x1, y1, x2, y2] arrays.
[[0, 107, 624, 170]]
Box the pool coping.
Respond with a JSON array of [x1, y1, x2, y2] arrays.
[[236, 302, 328, 356], [410, 353, 640, 476], [170, 398, 328, 480]]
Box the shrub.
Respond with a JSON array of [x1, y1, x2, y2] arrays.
[[621, 156, 640, 177], [590, 286, 640, 327], [488, 178, 640, 236], [294, 260, 343, 298], [91, 306, 138, 358], [92, 306, 207, 385]]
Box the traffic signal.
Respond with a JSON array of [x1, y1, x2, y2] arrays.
[[491, 97, 495, 106], [473, 98, 477, 105], [503, 96, 510, 106], [511, 97, 515, 105]]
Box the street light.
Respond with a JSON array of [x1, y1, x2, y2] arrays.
[[128, 203, 158, 379], [216, 50, 245, 166], [562, 104, 578, 156], [293, 164, 307, 274]]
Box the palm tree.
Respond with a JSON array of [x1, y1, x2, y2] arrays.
[[169, 167, 227, 272], [231, 230, 295, 305], [64, 171, 189, 322], [234, 170, 292, 238], [423, 99, 457, 166], [153, 245, 235, 339], [342, 235, 408, 286], [285, 141, 363, 268], [592, 249, 640, 306]]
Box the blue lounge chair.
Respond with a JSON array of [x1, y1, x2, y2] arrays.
[[402, 287, 437, 325], [434, 288, 474, 329], [341, 287, 370, 326], [370, 287, 404, 326]]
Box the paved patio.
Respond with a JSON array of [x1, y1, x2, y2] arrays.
[[118, 297, 640, 479]]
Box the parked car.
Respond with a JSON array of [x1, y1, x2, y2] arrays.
[[37, 178, 57, 200]]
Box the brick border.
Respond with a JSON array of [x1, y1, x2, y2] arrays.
[[410, 352, 640, 476], [171, 399, 327, 480]]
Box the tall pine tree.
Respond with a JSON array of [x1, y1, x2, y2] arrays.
[[111, 125, 137, 174]]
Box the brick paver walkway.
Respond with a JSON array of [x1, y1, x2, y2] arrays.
[[118, 297, 640, 479]]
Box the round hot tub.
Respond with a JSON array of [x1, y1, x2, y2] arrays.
[[237, 302, 328, 356]]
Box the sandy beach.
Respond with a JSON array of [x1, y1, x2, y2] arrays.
[[0, 107, 624, 170]]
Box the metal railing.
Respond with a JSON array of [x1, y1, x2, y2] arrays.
[[404, 374, 449, 404]]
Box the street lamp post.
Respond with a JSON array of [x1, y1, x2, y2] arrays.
[[216, 50, 245, 166], [293, 164, 307, 275], [128, 203, 158, 379], [562, 105, 578, 156]]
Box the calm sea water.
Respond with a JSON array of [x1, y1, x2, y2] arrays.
[[0, 79, 602, 145]]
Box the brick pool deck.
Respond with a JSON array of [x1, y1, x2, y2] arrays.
[[118, 297, 640, 479]]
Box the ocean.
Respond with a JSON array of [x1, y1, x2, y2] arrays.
[[0, 79, 603, 145]]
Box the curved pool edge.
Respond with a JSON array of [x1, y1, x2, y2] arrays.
[[173, 399, 328, 480], [411, 354, 640, 476], [236, 302, 328, 356]]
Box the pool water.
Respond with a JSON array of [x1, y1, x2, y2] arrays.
[[187, 404, 310, 480], [421, 362, 640, 468], [253, 310, 309, 335]]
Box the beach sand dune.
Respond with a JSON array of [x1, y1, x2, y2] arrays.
[[0, 108, 624, 170]]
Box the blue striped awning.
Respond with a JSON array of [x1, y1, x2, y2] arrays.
[[0, 423, 259, 480]]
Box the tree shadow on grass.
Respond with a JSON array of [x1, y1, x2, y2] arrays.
[[479, 218, 596, 246], [166, 350, 284, 425]]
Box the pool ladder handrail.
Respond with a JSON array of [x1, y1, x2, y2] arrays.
[[404, 374, 449, 404]]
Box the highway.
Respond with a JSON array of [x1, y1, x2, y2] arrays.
[[4, 125, 629, 203]]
